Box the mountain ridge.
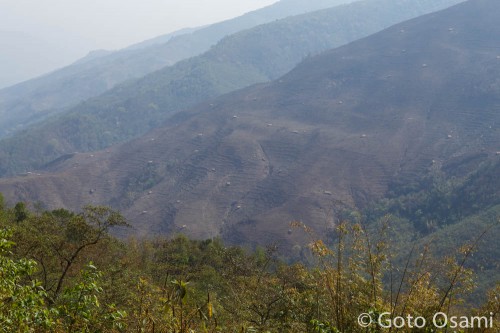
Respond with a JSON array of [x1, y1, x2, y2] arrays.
[[0, 0, 353, 138], [0, 0, 498, 249], [0, 0, 465, 177]]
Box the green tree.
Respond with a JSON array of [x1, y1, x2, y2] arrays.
[[14, 202, 29, 222], [56, 263, 127, 332], [8, 205, 128, 301], [0, 228, 55, 332]]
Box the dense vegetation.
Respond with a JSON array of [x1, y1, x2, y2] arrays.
[[367, 160, 500, 233], [1, 193, 497, 332], [360, 159, 500, 300]]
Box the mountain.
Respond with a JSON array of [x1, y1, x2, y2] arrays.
[[123, 27, 202, 51], [1, 0, 498, 250], [0, 0, 465, 177], [0, 0, 353, 139], [0, 31, 82, 89]]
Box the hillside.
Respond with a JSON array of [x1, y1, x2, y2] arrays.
[[1, 0, 498, 249], [0, 0, 465, 177], [0, 0, 353, 138]]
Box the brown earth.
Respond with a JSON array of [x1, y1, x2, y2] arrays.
[[1, 0, 499, 248]]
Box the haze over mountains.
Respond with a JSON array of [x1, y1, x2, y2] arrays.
[[0, 0, 354, 139], [0, 0, 464, 177], [0, 31, 84, 90], [1, 0, 498, 261]]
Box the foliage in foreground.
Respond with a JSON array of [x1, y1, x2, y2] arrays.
[[0, 195, 498, 332]]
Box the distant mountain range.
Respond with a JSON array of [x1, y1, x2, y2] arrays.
[[0, 30, 88, 90], [1, 0, 497, 251], [0, 0, 353, 138], [0, 0, 464, 177]]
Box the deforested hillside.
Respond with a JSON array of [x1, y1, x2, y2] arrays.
[[1, 0, 498, 249], [0, 0, 465, 177]]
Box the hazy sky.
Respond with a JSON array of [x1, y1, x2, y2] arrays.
[[0, 0, 278, 88], [0, 0, 278, 51]]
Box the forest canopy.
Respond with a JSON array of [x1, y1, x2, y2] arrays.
[[0, 195, 498, 332]]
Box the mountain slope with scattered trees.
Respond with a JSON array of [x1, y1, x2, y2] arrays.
[[0, 0, 497, 252], [0, 0, 465, 177]]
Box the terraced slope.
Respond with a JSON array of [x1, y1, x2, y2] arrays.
[[0, 0, 464, 176], [1, 0, 498, 248]]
